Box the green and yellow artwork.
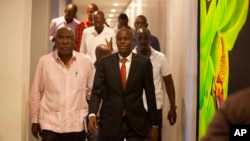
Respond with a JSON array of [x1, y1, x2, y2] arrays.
[[198, 0, 249, 140]]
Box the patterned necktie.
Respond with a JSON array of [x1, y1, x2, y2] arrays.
[[120, 58, 127, 88]]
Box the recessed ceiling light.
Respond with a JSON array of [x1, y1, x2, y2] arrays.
[[113, 3, 119, 7], [111, 9, 116, 12], [108, 14, 114, 17], [107, 19, 112, 22]]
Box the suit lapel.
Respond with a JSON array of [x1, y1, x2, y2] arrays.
[[126, 53, 138, 91], [112, 53, 124, 91]]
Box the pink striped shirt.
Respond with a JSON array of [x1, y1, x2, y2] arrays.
[[29, 51, 95, 133]]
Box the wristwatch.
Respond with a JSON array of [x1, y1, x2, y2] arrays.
[[170, 105, 177, 109], [152, 125, 159, 128]]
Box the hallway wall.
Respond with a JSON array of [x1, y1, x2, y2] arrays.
[[0, 0, 32, 141], [125, 0, 198, 141]]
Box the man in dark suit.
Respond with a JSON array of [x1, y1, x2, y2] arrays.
[[88, 27, 159, 141]]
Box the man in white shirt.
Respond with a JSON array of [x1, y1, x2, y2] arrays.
[[80, 10, 117, 63], [133, 27, 177, 141]]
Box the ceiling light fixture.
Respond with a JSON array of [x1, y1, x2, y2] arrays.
[[111, 9, 116, 12], [113, 3, 119, 7], [108, 14, 114, 17]]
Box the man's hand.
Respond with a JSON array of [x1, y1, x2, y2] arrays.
[[88, 116, 98, 134], [149, 126, 158, 141], [167, 106, 177, 125], [31, 123, 41, 139], [105, 38, 113, 51]]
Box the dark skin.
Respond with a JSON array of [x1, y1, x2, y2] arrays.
[[64, 3, 77, 23], [51, 3, 77, 43], [116, 27, 134, 58], [134, 15, 149, 31], [135, 28, 177, 125], [95, 44, 111, 61], [31, 123, 41, 139], [86, 3, 98, 26], [118, 19, 131, 29], [91, 11, 113, 51], [31, 27, 75, 139], [92, 11, 105, 34]]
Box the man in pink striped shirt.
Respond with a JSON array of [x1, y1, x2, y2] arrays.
[[50, 3, 80, 51], [29, 27, 95, 141]]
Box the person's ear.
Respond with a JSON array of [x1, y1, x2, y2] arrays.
[[145, 23, 148, 28]]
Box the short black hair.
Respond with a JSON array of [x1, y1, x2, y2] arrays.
[[118, 13, 129, 20]]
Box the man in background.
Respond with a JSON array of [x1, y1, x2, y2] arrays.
[[75, 3, 99, 52], [114, 13, 133, 33], [94, 44, 112, 67], [80, 10, 117, 63], [133, 27, 177, 141], [131, 15, 161, 52]]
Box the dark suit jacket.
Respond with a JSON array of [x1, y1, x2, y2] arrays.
[[89, 52, 158, 137]]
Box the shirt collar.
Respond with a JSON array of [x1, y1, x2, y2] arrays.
[[53, 50, 77, 61], [133, 46, 156, 59], [118, 52, 132, 62]]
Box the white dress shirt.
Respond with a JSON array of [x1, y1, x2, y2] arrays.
[[80, 26, 118, 63], [133, 47, 171, 110]]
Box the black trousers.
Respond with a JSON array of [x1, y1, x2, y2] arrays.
[[101, 116, 146, 141], [41, 130, 85, 141], [157, 109, 163, 141]]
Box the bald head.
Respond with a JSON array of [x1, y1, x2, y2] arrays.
[[88, 3, 98, 10], [92, 10, 106, 34], [134, 15, 148, 30], [64, 3, 77, 23], [95, 44, 111, 61], [93, 11, 105, 19], [135, 27, 151, 56], [56, 27, 74, 37], [87, 3, 98, 20], [55, 27, 75, 56], [66, 3, 78, 12], [136, 27, 151, 36]]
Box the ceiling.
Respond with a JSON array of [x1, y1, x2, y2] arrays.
[[73, 0, 131, 28]]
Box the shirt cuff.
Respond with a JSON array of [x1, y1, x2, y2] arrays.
[[88, 113, 96, 119]]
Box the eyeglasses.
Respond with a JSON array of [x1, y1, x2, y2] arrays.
[[56, 36, 75, 42]]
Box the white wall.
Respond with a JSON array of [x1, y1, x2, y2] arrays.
[[0, 0, 51, 141], [0, 0, 32, 141], [165, 0, 198, 141]]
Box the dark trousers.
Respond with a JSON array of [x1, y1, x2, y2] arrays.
[[101, 116, 146, 141], [41, 130, 85, 141], [157, 109, 163, 141]]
